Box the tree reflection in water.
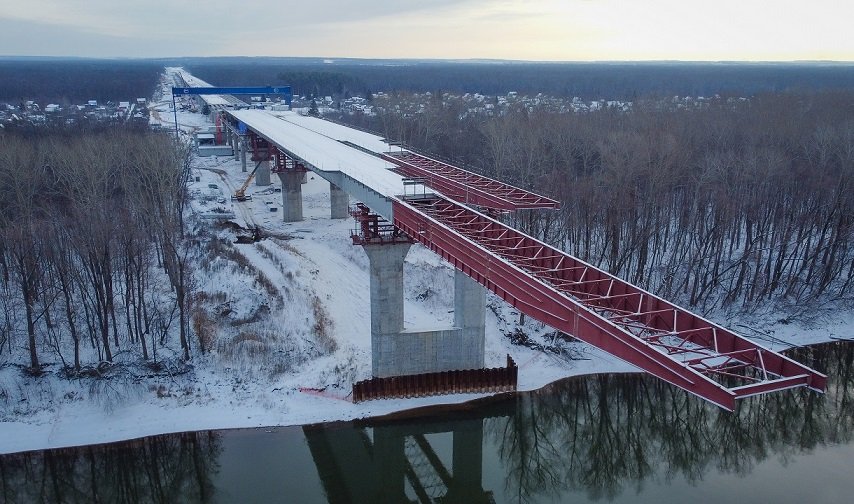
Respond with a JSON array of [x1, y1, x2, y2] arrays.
[[0, 342, 849, 503], [489, 342, 854, 502], [0, 431, 220, 504]]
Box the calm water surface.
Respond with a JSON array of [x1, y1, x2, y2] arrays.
[[1, 342, 852, 503]]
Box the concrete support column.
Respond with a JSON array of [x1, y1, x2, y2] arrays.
[[232, 132, 239, 160], [364, 243, 412, 377], [330, 183, 349, 219], [276, 171, 305, 222], [255, 159, 271, 186], [240, 138, 247, 172], [454, 270, 486, 368]]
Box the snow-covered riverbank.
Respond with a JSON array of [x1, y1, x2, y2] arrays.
[[1, 302, 846, 456]]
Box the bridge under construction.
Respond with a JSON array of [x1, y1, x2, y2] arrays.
[[176, 76, 826, 411]]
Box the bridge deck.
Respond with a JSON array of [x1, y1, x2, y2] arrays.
[[227, 109, 406, 216], [225, 108, 826, 410], [172, 68, 243, 107], [267, 111, 559, 211], [270, 111, 396, 155]]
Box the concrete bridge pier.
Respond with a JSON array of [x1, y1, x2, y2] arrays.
[[330, 183, 349, 219], [240, 138, 248, 172], [277, 170, 305, 222], [454, 270, 486, 369], [232, 132, 240, 161], [364, 242, 412, 378], [255, 159, 271, 186]]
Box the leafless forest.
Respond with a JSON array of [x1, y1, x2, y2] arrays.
[[344, 91, 854, 316], [0, 131, 192, 372]]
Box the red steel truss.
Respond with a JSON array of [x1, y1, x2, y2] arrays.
[[271, 148, 309, 174], [383, 152, 560, 211], [248, 134, 273, 162], [350, 203, 413, 246], [392, 196, 827, 410]]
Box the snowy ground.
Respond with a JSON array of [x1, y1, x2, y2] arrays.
[[1, 70, 852, 456]]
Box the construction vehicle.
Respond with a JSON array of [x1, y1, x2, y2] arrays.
[[231, 161, 261, 201], [235, 225, 263, 243]]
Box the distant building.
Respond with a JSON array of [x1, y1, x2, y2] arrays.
[[45, 104, 60, 113]]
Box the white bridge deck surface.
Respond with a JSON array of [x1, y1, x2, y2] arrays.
[[269, 111, 402, 155], [172, 68, 233, 106], [228, 109, 407, 198]]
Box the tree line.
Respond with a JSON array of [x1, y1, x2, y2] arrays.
[[0, 130, 192, 372], [185, 59, 854, 99], [0, 60, 162, 104], [336, 90, 854, 315]]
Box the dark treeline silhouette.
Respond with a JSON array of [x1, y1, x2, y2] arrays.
[[0, 432, 220, 504], [0, 60, 163, 104], [3, 57, 851, 104], [183, 59, 854, 99]]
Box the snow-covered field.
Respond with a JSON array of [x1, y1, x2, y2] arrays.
[[1, 69, 850, 456]]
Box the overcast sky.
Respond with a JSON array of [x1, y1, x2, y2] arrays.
[[0, 0, 851, 61]]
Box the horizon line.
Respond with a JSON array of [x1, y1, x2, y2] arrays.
[[0, 55, 853, 65]]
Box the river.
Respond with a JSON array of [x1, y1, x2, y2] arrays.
[[1, 342, 851, 503]]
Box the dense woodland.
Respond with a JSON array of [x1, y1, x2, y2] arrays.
[[185, 59, 854, 99], [0, 59, 163, 104], [0, 130, 192, 372], [3, 57, 852, 104], [335, 90, 854, 316]]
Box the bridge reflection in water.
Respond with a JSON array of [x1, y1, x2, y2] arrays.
[[1, 343, 851, 503]]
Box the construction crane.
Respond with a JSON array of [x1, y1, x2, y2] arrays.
[[232, 161, 261, 201]]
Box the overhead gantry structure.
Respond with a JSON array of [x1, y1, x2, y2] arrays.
[[218, 106, 825, 411]]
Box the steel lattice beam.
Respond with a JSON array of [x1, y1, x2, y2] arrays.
[[392, 196, 826, 411], [383, 152, 560, 211]]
